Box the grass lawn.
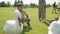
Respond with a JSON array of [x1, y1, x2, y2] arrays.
[[0, 7, 58, 34]]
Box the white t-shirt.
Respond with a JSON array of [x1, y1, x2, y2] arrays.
[[14, 9, 22, 23]]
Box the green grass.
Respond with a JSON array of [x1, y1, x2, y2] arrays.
[[0, 7, 58, 34]]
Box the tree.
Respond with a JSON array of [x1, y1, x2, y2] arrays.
[[23, 4, 29, 8], [39, 0, 46, 22], [0, 1, 6, 7], [18, 0, 21, 3], [6, 1, 11, 7], [46, 4, 51, 7], [30, 3, 37, 8], [0, 3, 1, 7], [6, 1, 10, 7], [14, 0, 18, 7]]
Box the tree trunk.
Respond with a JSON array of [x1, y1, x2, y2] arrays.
[[39, 0, 46, 21]]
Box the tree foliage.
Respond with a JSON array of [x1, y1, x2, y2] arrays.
[[0, 2, 6, 7], [0, 1, 11, 7], [14, 0, 18, 7], [30, 3, 38, 8]]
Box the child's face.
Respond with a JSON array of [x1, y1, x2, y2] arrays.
[[18, 6, 22, 11]]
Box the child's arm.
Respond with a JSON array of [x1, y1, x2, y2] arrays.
[[23, 10, 29, 19]]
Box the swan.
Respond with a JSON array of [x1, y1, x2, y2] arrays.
[[48, 16, 60, 34], [3, 9, 23, 34], [48, 3, 60, 34]]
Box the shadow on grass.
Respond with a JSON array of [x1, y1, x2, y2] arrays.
[[21, 26, 32, 34], [43, 21, 50, 27], [42, 20, 55, 27], [43, 18, 58, 27], [46, 20, 54, 23], [46, 18, 58, 23]]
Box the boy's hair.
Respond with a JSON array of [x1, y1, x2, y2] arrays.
[[18, 3, 23, 7]]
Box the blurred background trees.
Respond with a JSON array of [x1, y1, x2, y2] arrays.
[[14, 0, 18, 7], [0, 1, 6, 7], [0, 0, 52, 8], [30, 3, 38, 8]]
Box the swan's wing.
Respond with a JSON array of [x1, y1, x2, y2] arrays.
[[3, 20, 15, 32], [6, 20, 15, 25], [48, 21, 57, 30]]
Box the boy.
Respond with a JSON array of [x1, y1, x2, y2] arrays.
[[15, 3, 30, 26]]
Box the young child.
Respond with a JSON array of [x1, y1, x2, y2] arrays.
[[15, 3, 30, 26]]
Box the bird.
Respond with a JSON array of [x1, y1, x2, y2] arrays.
[[48, 16, 60, 34], [3, 9, 23, 34]]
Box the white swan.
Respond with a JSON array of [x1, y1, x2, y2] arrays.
[[48, 3, 60, 34], [3, 9, 23, 34], [48, 16, 60, 34]]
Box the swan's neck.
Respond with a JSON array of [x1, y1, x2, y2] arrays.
[[15, 20, 20, 27]]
